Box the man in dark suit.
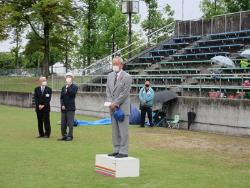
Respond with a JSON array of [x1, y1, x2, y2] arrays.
[[58, 72, 78, 141], [34, 77, 52, 138]]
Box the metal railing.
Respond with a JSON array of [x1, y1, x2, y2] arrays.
[[0, 73, 250, 99], [50, 73, 250, 99], [176, 10, 250, 37], [81, 22, 175, 76], [0, 68, 42, 77]]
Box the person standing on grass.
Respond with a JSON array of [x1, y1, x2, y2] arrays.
[[58, 72, 78, 141], [34, 76, 52, 138], [106, 56, 132, 158], [139, 80, 154, 127]]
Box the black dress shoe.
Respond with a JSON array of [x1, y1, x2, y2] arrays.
[[57, 136, 67, 141], [140, 125, 145, 128], [108, 153, 119, 157], [65, 137, 73, 141], [43, 135, 50, 138], [36, 136, 44, 138], [115, 154, 128, 158]]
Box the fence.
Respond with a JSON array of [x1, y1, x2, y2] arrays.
[[0, 73, 250, 99], [175, 10, 250, 37], [50, 73, 250, 99], [0, 68, 42, 77]]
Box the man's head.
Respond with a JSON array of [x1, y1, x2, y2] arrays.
[[145, 80, 150, 88], [39, 77, 47, 86], [112, 56, 124, 73], [65, 72, 74, 85]]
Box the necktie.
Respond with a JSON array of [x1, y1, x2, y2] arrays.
[[114, 73, 118, 86]]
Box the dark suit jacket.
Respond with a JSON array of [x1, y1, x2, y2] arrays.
[[34, 86, 52, 112], [60, 84, 78, 112]]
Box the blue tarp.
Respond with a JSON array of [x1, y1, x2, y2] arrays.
[[75, 105, 141, 126], [75, 118, 111, 126]]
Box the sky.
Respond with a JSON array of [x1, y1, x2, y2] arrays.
[[0, 0, 203, 52]]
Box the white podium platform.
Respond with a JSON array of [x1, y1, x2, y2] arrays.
[[95, 154, 140, 178]]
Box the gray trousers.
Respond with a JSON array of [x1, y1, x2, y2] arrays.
[[111, 114, 129, 155], [61, 111, 75, 138]]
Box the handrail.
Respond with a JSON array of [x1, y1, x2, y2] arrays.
[[51, 73, 250, 78], [212, 10, 250, 18], [82, 22, 175, 75], [176, 10, 250, 37]]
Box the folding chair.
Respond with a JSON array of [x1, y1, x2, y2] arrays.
[[168, 115, 180, 129], [153, 110, 170, 128]]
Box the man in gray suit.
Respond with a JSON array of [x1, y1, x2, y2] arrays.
[[106, 56, 132, 158]]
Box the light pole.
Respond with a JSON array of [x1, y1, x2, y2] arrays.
[[182, 0, 184, 20], [122, 0, 139, 59]]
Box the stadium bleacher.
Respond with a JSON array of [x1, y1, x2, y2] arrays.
[[197, 36, 250, 46], [84, 29, 250, 98]]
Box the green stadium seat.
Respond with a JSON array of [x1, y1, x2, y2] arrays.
[[185, 44, 244, 53], [173, 36, 201, 43], [171, 52, 230, 61], [209, 30, 250, 40], [138, 56, 164, 63], [144, 68, 200, 74], [150, 49, 176, 56], [198, 36, 250, 47], [208, 67, 250, 73], [163, 42, 189, 50]]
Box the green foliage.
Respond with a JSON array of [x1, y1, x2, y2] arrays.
[[0, 0, 178, 70], [78, 0, 99, 66], [0, 52, 15, 69], [96, 0, 128, 56], [200, 0, 250, 19], [76, 0, 129, 67], [141, 0, 174, 41], [224, 0, 250, 12], [0, 0, 76, 75]]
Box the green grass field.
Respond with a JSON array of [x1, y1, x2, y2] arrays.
[[0, 105, 249, 188], [0, 76, 93, 93], [0, 76, 39, 92]]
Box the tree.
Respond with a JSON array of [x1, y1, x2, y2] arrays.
[[200, 0, 250, 19], [79, 0, 99, 66], [0, 4, 10, 40], [0, 0, 75, 76], [141, 0, 174, 43], [224, 0, 250, 12], [77, 0, 129, 68], [11, 24, 24, 69], [23, 29, 74, 71], [51, 25, 78, 72], [200, 0, 227, 19], [0, 1, 25, 69], [0, 52, 15, 69], [96, 0, 128, 56]]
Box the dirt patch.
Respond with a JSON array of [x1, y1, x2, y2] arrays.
[[131, 128, 250, 164]]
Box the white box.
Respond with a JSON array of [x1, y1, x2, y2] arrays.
[[95, 154, 140, 178]]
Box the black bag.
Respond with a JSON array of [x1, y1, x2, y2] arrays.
[[187, 112, 196, 130]]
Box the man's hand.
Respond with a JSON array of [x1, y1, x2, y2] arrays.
[[142, 101, 147, 106], [110, 103, 117, 111], [62, 105, 66, 110], [39, 105, 45, 110]]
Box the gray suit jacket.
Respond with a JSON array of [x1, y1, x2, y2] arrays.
[[106, 70, 132, 115]]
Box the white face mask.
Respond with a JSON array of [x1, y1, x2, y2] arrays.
[[112, 65, 120, 73], [66, 77, 72, 85], [41, 81, 47, 86]]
